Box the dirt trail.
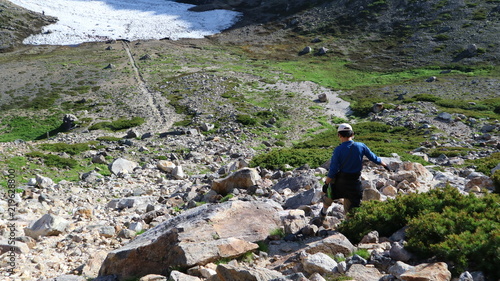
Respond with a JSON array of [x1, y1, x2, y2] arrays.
[[121, 41, 173, 132]]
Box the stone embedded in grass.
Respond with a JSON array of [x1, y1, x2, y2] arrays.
[[109, 158, 139, 176]]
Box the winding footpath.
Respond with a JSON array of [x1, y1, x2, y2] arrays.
[[121, 40, 173, 133]]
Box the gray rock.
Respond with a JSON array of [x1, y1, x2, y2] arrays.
[[81, 170, 103, 183], [400, 262, 451, 281], [24, 213, 70, 239], [437, 112, 452, 122], [302, 252, 337, 275], [107, 196, 157, 210], [169, 270, 201, 281], [36, 174, 54, 188], [388, 261, 414, 279], [92, 154, 108, 164], [360, 230, 379, 244], [62, 114, 78, 131], [273, 175, 320, 193], [389, 242, 413, 262], [109, 158, 138, 176], [283, 188, 317, 209]]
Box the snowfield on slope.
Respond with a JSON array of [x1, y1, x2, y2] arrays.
[[8, 0, 241, 45]]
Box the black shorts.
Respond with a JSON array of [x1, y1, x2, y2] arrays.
[[333, 172, 362, 207]]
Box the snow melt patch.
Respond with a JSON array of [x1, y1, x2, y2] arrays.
[[8, 0, 241, 45]]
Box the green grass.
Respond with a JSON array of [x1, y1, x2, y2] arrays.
[[0, 147, 112, 189], [38, 142, 99, 155], [25, 152, 79, 169], [269, 228, 285, 238], [274, 60, 454, 90], [0, 114, 63, 142]]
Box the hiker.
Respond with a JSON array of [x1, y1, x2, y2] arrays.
[[320, 123, 390, 220]]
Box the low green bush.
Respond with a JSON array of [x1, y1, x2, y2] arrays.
[[236, 114, 258, 126], [96, 136, 122, 142], [38, 142, 97, 155], [492, 170, 500, 193], [0, 114, 62, 142], [338, 186, 499, 278], [25, 152, 78, 169], [427, 146, 470, 157], [413, 93, 441, 102]]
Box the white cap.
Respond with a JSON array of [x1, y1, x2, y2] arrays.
[[337, 123, 353, 132]]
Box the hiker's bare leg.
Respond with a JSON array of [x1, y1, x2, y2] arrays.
[[343, 198, 352, 215], [321, 195, 333, 217]]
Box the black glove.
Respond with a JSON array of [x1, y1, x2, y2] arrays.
[[322, 183, 329, 193], [383, 165, 391, 172]]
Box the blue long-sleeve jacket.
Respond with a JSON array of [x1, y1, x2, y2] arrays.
[[327, 140, 382, 179]]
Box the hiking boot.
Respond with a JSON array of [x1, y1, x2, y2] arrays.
[[311, 210, 328, 226], [310, 216, 325, 227]]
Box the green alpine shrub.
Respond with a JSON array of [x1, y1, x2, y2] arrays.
[[338, 186, 499, 278]]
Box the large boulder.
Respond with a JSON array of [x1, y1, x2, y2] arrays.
[[98, 200, 282, 281]]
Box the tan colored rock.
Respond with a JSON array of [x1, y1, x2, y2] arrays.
[[157, 160, 176, 173], [217, 237, 258, 258], [212, 168, 261, 195], [363, 187, 382, 201], [306, 232, 355, 256], [400, 262, 451, 281], [381, 185, 397, 197], [82, 250, 108, 278], [391, 171, 418, 183], [215, 263, 284, 281], [346, 264, 384, 281], [465, 175, 494, 191]]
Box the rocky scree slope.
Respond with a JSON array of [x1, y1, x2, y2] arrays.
[[0, 124, 497, 281]]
